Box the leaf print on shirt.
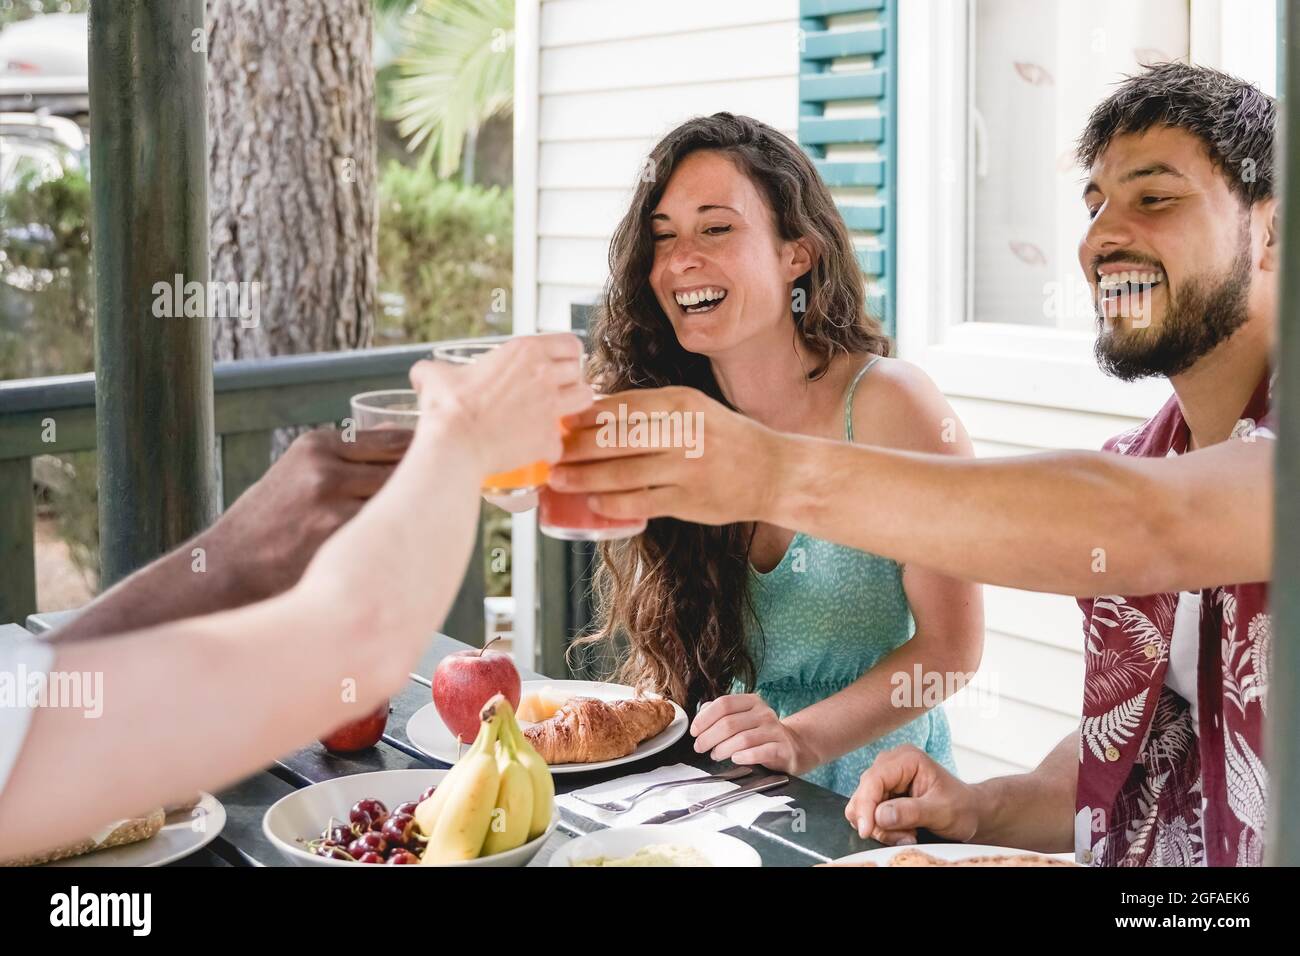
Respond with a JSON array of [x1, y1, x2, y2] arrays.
[[1141, 692, 1196, 772], [1246, 612, 1271, 716], [1151, 809, 1201, 867], [1218, 589, 1238, 635], [1085, 644, 1152, 711], [1124, 769, 1169, 860], [1084, 594, 1171, 710], [1222, 631, 1257, 720], [1081, 688, 1149, 763], [1225, 731, 1267, 867], [1084, 597, 1157, 709], [1118, 595, 1175, 665]]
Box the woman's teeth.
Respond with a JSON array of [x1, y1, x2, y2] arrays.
[[674, 287, 727, 313]]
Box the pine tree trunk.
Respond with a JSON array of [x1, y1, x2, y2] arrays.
[[206, 0, 377, 361]]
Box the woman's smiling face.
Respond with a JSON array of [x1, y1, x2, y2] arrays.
[[649, 150, 811, 357]]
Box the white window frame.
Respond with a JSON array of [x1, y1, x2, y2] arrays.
[[511, 0, 543, 672], [895, 0, 1273, 418]]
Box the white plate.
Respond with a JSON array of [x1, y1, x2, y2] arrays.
[[830, 843, 1078, 866], [406, 679, 688, 774], [45, 793, 226, 868], [549, 824, 761, 867], [262, 768, 558, 867]]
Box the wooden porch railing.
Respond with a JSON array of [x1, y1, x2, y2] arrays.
[[0, 342, 493, 643]]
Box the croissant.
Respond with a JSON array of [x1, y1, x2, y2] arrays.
[[523, 696, 676, 764]]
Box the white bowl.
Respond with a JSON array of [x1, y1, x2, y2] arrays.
[[548, 825, 762, 867], [262, 768, 558, 867]]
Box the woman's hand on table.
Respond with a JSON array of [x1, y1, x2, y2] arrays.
[[690, 693, 817, 776], [845, 744, 980, 845]]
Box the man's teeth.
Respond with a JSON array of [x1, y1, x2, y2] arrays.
[[674, 287, 727, 308], [1097, 269, 1165, 292]]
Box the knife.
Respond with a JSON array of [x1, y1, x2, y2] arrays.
[[640, 773, 790, 825]]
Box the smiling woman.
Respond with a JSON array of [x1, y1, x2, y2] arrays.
[[572, 112, 984, 797]]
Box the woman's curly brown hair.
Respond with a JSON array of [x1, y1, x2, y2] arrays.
[[570, 112, 890, 712]]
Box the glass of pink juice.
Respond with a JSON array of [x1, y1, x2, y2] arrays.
[[539, 486, 645, 541], [539, 412, 645, 541]]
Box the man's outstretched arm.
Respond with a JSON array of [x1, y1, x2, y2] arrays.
[[763, 425, 1273, 596], [47, 427, 411, 643], [552, 388, 1273, 597]]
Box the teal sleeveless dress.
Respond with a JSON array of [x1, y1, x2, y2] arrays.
[[738, 356, 957, 796]]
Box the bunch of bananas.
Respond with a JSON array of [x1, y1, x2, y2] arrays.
[[414, 693, 555, 864]]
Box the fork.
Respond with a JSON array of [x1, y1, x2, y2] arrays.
[[572, 766, 754, 813]]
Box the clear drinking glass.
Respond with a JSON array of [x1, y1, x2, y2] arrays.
[[429, 336, 644, 541], [538, 402, 645, 542], [350, 389, 420, 430], [431, 339, 550, 497]]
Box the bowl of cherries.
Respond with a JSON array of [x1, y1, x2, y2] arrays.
[[263, 769, 449, 867]]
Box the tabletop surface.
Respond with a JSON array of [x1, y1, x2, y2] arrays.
[[19, 611, 887, 867]]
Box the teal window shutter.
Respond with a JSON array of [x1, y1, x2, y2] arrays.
[[798, 0, 897, 335]]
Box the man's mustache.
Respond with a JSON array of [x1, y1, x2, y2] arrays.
[[1089, 251, 1165, 273]]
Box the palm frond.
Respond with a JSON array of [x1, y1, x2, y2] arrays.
[[373, 0, 416, 16], [388, 0, 514, 178]]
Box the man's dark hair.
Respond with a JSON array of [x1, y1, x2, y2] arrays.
[[1077, 61, 1276, 206]]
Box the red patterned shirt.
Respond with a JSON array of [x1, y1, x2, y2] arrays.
[[1074, 371, 1274, 866]]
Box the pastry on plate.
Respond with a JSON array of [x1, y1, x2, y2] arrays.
[[1, 808, 166, 867], [523, 696, 675, 764]]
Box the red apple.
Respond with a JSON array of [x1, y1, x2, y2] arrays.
[[320, 700, 390, 754], [432, 638, 521, 742]]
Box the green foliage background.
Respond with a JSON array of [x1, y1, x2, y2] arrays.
[[2, 163, 515, 594], [375, 161, 513, 343], [2, 0, 517, 602]]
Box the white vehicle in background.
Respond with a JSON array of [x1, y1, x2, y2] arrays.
[[0, 13, 88, 116], [0, 111, 86, 192]]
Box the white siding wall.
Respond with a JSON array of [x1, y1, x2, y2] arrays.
[[939, 403, 1147, 782], [521, 0, 1141, 783], [532, 0, 800, 331]]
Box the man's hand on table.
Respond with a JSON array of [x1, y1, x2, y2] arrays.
[[845, 744, 981, 845], [549, 386, 780, 525]]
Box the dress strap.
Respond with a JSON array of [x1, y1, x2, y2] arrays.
[[843, 355, 882, 443]]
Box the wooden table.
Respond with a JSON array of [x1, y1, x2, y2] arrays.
[[17, 614, 887, 867]]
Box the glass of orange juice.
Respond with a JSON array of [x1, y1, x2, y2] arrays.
[[431, 338, 551, 496]]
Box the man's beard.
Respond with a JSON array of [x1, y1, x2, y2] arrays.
[[1094, 226, 1252, 382]]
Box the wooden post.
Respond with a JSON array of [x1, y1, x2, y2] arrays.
[[220, 430, 272, 509], [88, 0, 216, 586], [1268, 0, 1300, 868], [0, 458, 35, 622], [441, 503, 487, 648]]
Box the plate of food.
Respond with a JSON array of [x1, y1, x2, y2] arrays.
[[263, 768, 559, 867], [823, 844, 1078, 867], [13, 794, 227, 868], [407, 678, 688, 774], [549, 824, 761, 867]]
